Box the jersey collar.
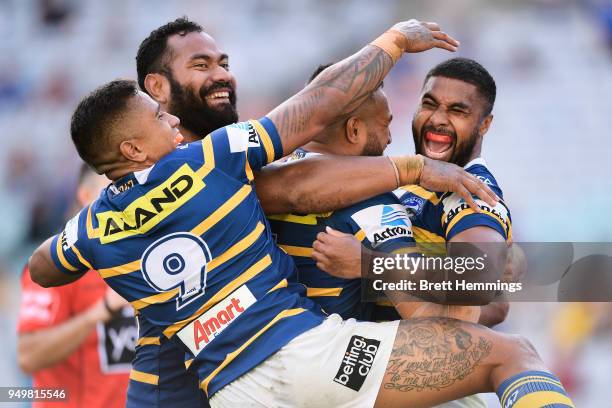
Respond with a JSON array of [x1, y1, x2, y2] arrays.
[[464, 157, 486, 169], [109, 165, 155, 196]]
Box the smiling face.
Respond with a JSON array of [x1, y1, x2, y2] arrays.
[[120, 91, 184, 164], [412, 76, 492, 167], [164, 31, 238, 137]]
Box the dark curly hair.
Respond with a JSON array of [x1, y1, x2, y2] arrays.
[[424, 58, 496, 116], [136, 17, 203, 91], [70, 79, 138, 169]]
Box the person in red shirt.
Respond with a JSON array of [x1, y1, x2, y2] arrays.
[[17, 165, 137, 408]]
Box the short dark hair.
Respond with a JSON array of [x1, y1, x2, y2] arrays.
[[307, 63, 334, 84], [424, 58, 496, 116], [307, 63, 384, 89], [136, 17, 203, 91], [70, 79, 138, 169]]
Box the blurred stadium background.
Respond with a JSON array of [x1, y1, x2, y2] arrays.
[[0, 0, 611, 406]]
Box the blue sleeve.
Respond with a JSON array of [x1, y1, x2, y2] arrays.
[[336, 195, 417, 253], [205, 117, 283, 183], [445, 208, 511, 241], [49, 208, 93, 275], [441, 165, 512, 241]]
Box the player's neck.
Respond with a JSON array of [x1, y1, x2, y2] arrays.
[[302, 140, 359, 156], [104, 162, 154, 182], [463, 146, 482, 167]]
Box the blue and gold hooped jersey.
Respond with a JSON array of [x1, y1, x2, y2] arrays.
[[395, 157, 512, 244], [374, 157, 513, 321], [49, 118, 324, 397], [128, 315, 206, 408], [268, 149, 417, 320]]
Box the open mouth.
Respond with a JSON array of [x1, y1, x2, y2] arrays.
[[423, 131, 454, 159], [205, 89, 231, 105], [173, 131, 184, 146]]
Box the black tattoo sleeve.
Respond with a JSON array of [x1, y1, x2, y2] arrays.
[[384, 318, 493, 392], [268, 45, 394, 155]]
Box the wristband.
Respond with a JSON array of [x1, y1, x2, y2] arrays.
[[390, 154, 425, 186], [369, 29, 405, 63], [386, 156, 401, 188]]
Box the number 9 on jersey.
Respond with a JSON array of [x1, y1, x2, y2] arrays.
[[141, 232, 212, 310]]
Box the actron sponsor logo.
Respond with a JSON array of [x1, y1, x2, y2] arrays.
[[373, 205, 412, 245], [372, 226, 410, 245], [352, 204, 413, 247], [445, 201, 510, 231], [247, 123, 260, 145], [177, 285, 256, 355]]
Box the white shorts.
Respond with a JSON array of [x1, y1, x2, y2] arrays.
[[433, 395, 487, 408], [210, 314, 399, 408]]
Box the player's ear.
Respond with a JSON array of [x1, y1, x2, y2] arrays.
[[345, 117, 365, 145], [479, 114, 493, 137], [143, 73, 170, 105], [119, 139, 147, 163]]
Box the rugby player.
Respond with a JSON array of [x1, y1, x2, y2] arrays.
[[313, 58, 516, 327], [268, 63, 419, 321], [128, 18, 236, 408], [275, 62, 504, 408], [30, 20, 573, 407], [309, 57, 518, 408], [393, 58, 514, 326]]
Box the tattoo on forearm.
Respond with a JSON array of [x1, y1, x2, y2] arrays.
[[275, 88, 324, 139], [384, 318, 492, 392], [311, 46, 390, 96], [274, 45, 393, 141]]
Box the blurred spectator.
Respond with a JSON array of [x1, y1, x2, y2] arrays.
[[39, 0, 74, 28], [16, 165, 136, 408]]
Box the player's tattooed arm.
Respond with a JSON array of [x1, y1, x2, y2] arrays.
[[267, 19, 459, 155], [384, 317, 493, 393], [269, 46, 390, 150]]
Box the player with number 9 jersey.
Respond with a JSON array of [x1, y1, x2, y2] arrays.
[[49, 118, 325, 397]]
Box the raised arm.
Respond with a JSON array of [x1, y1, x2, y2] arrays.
[[267, 20, 459, 155]]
